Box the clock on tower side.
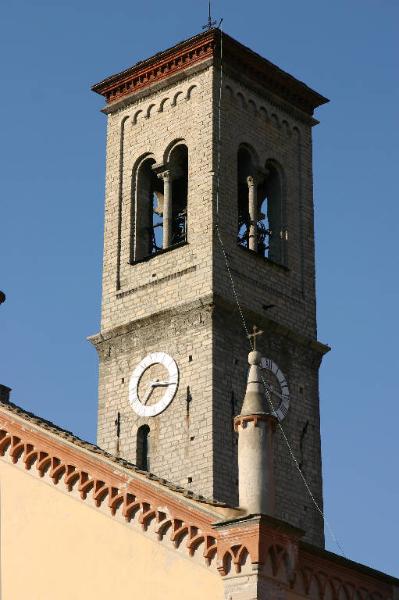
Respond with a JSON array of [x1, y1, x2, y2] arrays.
[[90, 32, 223, 501], [210, 34, 329, 546]]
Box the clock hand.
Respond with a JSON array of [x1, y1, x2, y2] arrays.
[[142, 380, 174, 405], [142, 385, 155, 406], [150, 380, 172, 387]]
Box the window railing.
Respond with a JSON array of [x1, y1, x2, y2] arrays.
[[237, 216, 286, 264], [148, 209, 187, 257], [238, 217, 272, 256], [171, 209, 187, 246]]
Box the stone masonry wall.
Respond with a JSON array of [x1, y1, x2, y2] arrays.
[[96, 63, 218, 499], [208, 69, 325, 544], [213, 71, 318, 340], [94, 299, 215, 499], [94, 57, 326, 547], [212, 301, 325, 546], [101, 64, 215, 332]]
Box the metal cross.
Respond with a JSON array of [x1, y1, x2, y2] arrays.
[[248, 325, 263, 350], [202, 1, 217, 30]]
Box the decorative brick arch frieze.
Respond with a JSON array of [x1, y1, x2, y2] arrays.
[[213, 515, 396, 599], [293, 548, 395, 600], [92, 32, 215, 105], [0, 406, 397, 597], [217, 544, 251, 577], [214, 515, 301, 582], [92, 30, 328, 117], [0, 410, 225, 572], [130, 82, 200, 126], [265, 543, 296, 583], [223, 82, 308, 136]]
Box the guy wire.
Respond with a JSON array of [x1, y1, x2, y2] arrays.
[[213, 24, 345, 557]]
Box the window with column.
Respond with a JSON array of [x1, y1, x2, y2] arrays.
[[168, 143, 188, 247], [237, 148, 286, 265], [134, 157, 164, 261], [132, 144, 188, 262]]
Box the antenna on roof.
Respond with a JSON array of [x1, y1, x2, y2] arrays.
[[202, 1, 217, 30]]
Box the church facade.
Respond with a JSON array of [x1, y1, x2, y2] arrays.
[[0, 28, 397, 600]]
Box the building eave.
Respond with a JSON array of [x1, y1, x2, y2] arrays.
[[0, 399, 397, 592], [0, 399, 232, 514], [91, 29, 328, 116], [300, 541, 399, 588]]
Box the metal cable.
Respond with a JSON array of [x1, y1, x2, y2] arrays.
[[213, 24, 345, 557], [261, 375, 346, 556]]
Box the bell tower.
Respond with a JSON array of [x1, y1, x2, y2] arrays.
[[90, 29, 329, 546]]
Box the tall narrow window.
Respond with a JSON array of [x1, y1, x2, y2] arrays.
[[136, 425, 150, 471], [257, 163, 284, 264], [135, 158, 164, 261], [133, 145, 188, 262], [169, 144, 188, 246], [237, 147, 253, 249], [237, 149, 285, 265]]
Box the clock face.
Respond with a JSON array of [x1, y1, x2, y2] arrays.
[[129, 352, 179, 417], [260, 357, 290, 421]]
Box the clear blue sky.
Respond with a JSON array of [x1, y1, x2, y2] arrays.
[[1, 0, 398, 577]]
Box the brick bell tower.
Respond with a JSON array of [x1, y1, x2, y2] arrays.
[[90, 29, 329, 546]]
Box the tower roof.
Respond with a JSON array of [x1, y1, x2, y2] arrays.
[[241, 350, 272, 416], [92, 29, 329, 115]]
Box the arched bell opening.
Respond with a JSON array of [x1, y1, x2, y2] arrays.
[[168, 143, 188, 247], [257, 161, 286, 264], [134, 157, 165, 260], [237, 146, 286, 265]]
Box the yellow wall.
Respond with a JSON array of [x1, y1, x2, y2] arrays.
[[0, 460, 223, 600]]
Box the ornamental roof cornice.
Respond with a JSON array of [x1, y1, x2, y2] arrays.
[[0, 399, 397, 592], [92, 29, 328, 116], [92, 30, 216, 106], [0, 399, 238, 572], [0, 398, 230, 512]]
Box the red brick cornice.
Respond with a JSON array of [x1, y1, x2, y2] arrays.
[[0, 403, 397, 595], [0, 407, 226, 568], [214, 516, 397, 598], [234, 413, 277, 431], [298, 543, 397, 599], [92, 31, 216, 105], [215, 515, 302, 577], [92, 29, 328, 115]]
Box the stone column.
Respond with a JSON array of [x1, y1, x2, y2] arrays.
[[235, 413, 276, 515], [162, 170, 172, 249], [234, 350, 277, 515], [247, 175, 257, 252]]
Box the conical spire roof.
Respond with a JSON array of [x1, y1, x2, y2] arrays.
[[241, 350, 272, 416]]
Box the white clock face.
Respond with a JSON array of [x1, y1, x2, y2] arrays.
[[129, 352, 179, 417], [260, 357, 290, 421]]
